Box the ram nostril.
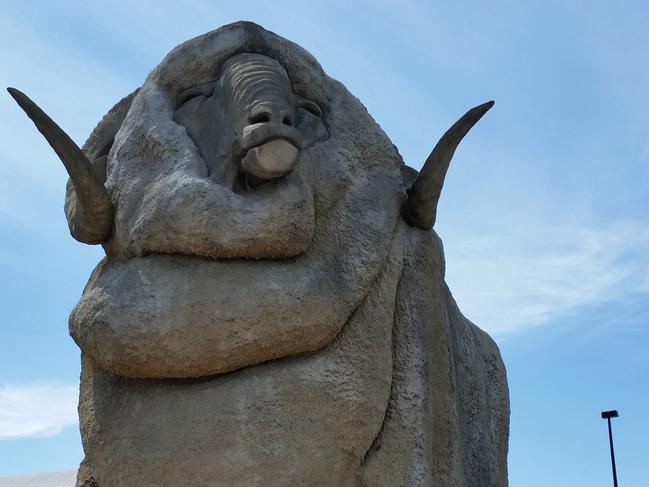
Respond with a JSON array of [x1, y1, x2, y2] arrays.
[[282, 116, 293, 126], [248, 112, 270, 125]]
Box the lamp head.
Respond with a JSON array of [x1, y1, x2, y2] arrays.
[[601, 410, 619, 419]]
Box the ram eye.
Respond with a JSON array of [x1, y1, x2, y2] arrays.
[[177, 82, 216, 106], [297, 100, 322, 118], [178, 90, 204, 106]]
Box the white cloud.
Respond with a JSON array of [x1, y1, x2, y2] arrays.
[[445, 221, 649, 336], [0, 384, 78, 439]]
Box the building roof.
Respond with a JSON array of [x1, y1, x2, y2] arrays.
[[0, 470, 77, 487]]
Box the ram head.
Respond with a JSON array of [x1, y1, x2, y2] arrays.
[[9, 22, 508, 487]]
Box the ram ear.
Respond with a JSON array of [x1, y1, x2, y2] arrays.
[[83, 88, 138, 161], [402, 101, 494, 230], [7, 87, 113, 244]]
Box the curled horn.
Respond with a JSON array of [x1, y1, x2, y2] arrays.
[[7, 87, 114, 244], [402, 100, 494, 230]]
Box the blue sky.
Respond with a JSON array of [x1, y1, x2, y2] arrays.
[[1, 1, 647, 485]]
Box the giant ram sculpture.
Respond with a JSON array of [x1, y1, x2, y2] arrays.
[[9, 21, 509, 487]]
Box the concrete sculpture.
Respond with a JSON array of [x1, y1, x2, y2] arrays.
[[9, 21, 509, 486]]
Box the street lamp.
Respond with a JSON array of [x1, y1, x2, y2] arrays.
[[601, 410, 619, 487]]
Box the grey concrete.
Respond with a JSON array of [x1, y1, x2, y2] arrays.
[[11, 21, 509, 487]]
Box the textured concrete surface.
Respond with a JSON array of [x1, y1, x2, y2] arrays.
[[13, 21, 509, 487]]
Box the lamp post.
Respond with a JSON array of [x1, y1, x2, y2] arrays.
[[601, 410, 619, 487]]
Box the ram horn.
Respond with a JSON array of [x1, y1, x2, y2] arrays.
[[7, 87, 113, 244], [402, 100, 494, 230]]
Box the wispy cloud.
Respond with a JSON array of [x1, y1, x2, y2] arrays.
[[0, 384, 78, 439], [445, 221, 649, 335], [0, 6, 136, 234]]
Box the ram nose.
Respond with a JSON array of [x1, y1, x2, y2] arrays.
[[237, 106, 303, 183]]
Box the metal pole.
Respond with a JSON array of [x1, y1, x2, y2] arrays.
[[607, 417, 619, 487]]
